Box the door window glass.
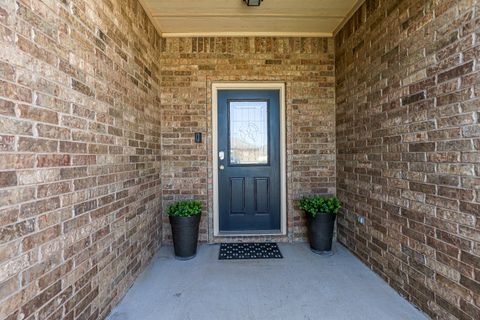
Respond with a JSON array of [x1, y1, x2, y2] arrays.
[[229, 101, 268, 165]]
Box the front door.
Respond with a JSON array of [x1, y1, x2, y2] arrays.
[[218, 90, 281, 233]]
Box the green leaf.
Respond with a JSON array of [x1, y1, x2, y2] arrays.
[[298, 195, 341, 218], [167, 200, 202, 217]]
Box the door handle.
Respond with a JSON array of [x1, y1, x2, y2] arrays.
[[219, 151, 224, 160], [219, 165, 225, 170]]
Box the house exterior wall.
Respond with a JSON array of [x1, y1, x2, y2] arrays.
[[3, 0, 479, 318], [0, 0, 162, 319], [335, 0, 480, 319], [159, 37, 336, 243]]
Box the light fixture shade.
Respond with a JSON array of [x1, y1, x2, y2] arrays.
[[244, 0, 262, 6]]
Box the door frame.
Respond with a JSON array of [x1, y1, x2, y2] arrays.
[[212, 82, 287, 236]]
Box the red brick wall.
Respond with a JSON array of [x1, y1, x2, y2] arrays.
[[0, 0, 162, 319], [335, 0, 480, 318], [159, 37, 336, 243]]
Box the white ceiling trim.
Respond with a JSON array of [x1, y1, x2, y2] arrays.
[[137, 0, 362, 38], [333, 0, 366, 36], [161, 31, 333, 38], [151, 13, 344, 18], [137, 0, 164, 37]]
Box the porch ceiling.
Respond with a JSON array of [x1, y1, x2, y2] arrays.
[[138, 0, 363, 37]]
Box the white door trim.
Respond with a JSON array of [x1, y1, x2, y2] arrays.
[[212, 82, 287, 237]]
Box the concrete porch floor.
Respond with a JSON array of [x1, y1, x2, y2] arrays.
[[108, 243, 428, 320]]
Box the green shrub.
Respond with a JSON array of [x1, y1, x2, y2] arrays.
[[299, 195, 341, 217], [167, 200, 202, 217]]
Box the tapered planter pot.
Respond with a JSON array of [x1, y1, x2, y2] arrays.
[[169, 215, 200, 260], [306, 213, 336, 254]]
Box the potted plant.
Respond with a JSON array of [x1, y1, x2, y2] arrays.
[[167, 200, 202, 260], [299, 195, 341, 254]]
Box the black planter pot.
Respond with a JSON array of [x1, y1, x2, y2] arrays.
[[169, 215, 200, 260], [306, 213, 336, 254]]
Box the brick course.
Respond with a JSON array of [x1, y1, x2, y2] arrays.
[[0, 0, 162, 319], [159, 37, 336, 243], [335, 0, 480, 318], [1, 0, 479, 318]]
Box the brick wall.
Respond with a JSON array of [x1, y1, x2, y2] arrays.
[[335, 0, 480, 319], [0, 0, 162, 319], [5, 0, 479, 318], [159, 37, 336, 242]]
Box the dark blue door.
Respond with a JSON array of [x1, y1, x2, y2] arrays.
[[218, 90, 281, 233]]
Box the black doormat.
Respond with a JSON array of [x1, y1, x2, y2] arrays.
[[219, 242, 283, 260]]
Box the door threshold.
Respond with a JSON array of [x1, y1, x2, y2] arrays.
[[216, 230, 283, 237]]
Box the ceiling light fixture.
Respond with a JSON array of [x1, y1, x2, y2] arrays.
[[243, 0, 263, 7]]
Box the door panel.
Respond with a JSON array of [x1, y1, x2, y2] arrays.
[[254, 178, 269, 213], [229, 178, 246, 214], [218, 90, 281, 232]]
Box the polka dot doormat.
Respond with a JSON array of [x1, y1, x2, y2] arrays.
[[219, 242, 283, 260]]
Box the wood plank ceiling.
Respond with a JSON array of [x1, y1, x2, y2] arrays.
[[138, 0, 363, 37]]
